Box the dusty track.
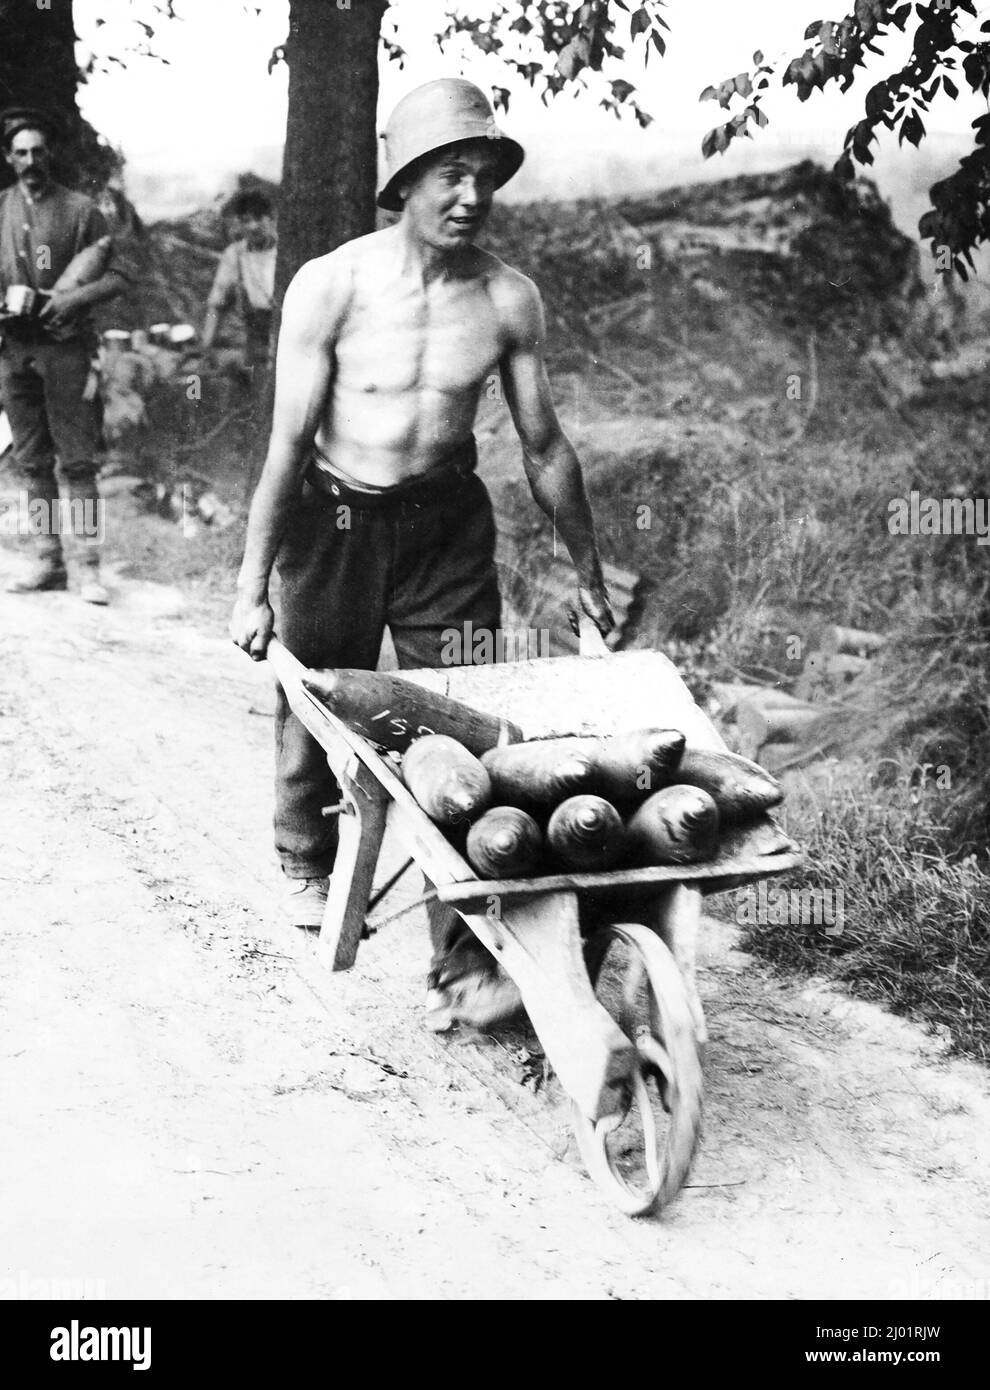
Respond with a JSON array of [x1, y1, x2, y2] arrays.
[[2, 567, 989, 1301]]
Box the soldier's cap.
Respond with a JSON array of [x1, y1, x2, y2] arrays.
[[1, 106, 61, 149], [377, 79, 524, 213]]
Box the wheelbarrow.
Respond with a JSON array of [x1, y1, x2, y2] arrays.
[[266, 637, 802, 1217]]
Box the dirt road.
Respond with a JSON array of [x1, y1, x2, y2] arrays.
[[2, 562, 989, 1301]]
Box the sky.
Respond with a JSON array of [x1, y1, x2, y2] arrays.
[[73, 0, 990, 238]]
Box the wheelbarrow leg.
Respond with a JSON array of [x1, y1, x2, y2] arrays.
[[650, 883, 708, 1047], [460, 889, 637, 1123], [318, 752, 389, 972]]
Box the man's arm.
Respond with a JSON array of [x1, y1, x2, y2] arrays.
[[42, 204, 126, 328], [201, 245, 238, 351], [230, 251, 350, 659], [497, 271, 614, 636], [200, 304, 222, 352]]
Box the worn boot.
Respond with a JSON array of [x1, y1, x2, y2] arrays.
[[61, 485, 110, 605], [79, 576, 110, 605], [78, 562, 110, 606], [282, 876, 330, 930], [6, 539, 68, 594], [71, 547, 109, 605]]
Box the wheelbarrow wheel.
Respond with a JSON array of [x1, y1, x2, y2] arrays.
[[571, 923, 703, 1217]]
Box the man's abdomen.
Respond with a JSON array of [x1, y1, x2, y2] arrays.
[[319, 382, 485, 486]]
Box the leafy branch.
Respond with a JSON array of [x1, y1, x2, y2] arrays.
[[435, 0, 670, 127], [701, 2, 990, 275]]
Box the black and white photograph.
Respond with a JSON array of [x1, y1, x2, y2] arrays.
[[0, 0, 988, 1335]]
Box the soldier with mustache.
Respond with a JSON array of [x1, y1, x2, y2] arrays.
[[1, 107, 126, 604]]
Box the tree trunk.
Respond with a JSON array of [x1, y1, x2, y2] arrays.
[[0, 0, 78, 129], [275, 0, 387, 306], [0, 0, 110, 193]]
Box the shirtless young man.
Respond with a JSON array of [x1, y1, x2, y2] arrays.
[[230, 81, 613, 982]]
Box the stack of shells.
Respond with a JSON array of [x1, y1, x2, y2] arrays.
[[400, 730, 784, 881]]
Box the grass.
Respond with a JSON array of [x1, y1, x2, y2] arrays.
[[744, 758, 990, 1062]]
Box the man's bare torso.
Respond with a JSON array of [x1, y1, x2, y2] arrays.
[[311, 226, 528, 486]]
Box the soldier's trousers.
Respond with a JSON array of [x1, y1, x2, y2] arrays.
[[0, 337, 102, 565], [273, 438, 501, 881]]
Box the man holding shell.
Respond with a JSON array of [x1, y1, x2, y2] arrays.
[[0, 107, 126, 604]]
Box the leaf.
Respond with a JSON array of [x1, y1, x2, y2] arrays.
[[900, 110, 926, 147], [651, 30, 666, 57], [557, 34, 590, 80], [865, 81, 890, 119], [631, 7, 651, 39], [753, 49, 764, 65], [734, 71, 753, 98], [804, 21, 823, 40], [855, 0, 882, 28], [748, 103, 769, 128], [611, 78, 636, 103], [699, 85, 718, 102], [943, 75, 959, 100]]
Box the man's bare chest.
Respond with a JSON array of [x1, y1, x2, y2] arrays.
[[335, 278, 503, 396]]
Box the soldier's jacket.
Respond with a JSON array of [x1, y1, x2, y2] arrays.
[[0, 180, 115, 343]]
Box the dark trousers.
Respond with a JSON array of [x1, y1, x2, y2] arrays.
[[0, 337, 102, 563], [274, 446, 501, 879]]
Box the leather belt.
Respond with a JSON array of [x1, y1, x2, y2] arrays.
[[305, 438, 478, 510]]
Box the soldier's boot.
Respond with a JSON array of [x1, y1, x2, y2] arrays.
[[76, 548, 110, 606], [5, 536, 68, 594], [63, 486, 110, 606]]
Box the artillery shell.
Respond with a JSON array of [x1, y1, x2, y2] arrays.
[[302, 667, 522, 755], [585, 728, 685, 803], [625, 785, 720, 865], [401, 734, 492, 826], [481, 738, 596, 808], [466, 807, 543, 879], [674, 747, 783, 823], [547, 794, 626, 872]]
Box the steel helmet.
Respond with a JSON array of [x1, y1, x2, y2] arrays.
[[378, 79, 525, 212]]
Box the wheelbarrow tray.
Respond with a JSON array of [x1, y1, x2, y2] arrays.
[[268, 641, 798, 890]]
